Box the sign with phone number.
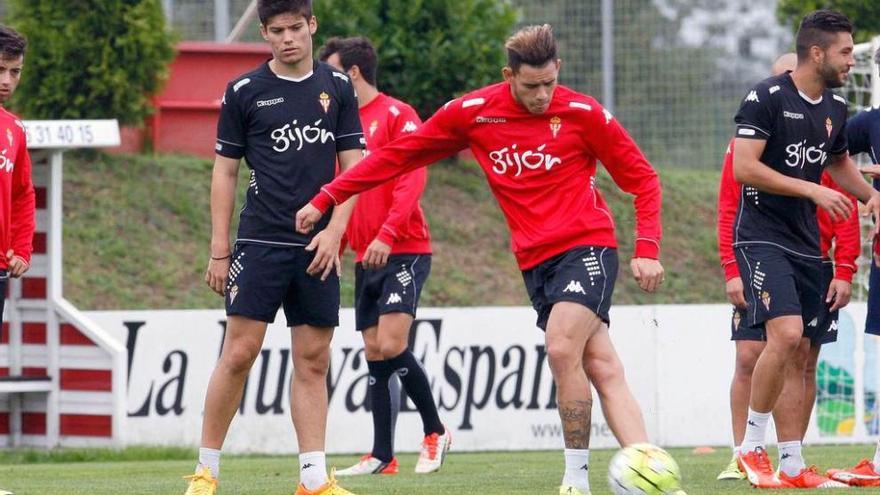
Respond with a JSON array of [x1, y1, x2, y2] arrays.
[[23, 119, 120, 149]]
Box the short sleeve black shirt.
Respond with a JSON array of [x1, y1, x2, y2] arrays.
[[216, 61, 364, 246], [733, 72, 849, 258]]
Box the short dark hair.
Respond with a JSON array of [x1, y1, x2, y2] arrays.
[[318, 36, 378, 86], [0, 25, 27, 60], [795, 10, 853, 61], [257, 0, 312, 25], [505, 24, 558, 73]]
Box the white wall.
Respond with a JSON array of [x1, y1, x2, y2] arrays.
[[83, 303, 875, 454]]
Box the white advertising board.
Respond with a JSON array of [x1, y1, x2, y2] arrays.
[[83, 303, 873, 454]]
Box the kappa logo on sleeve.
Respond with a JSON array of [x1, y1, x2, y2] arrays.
[[744, 91, 760, 103]]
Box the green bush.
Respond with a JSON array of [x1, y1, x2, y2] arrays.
[[7, 0, 176, 125], [315, 0, 518, 118]]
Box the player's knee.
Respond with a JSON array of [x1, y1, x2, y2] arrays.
[[293, 345, 331, 377], [734, 356, 757, 379], [586, 354, 625, 389], [363, 343, 383, 361], [379, 339, 407, 360], [219, 342, 262, 375], [546, 340, 580, 374], [767, 329, 801, 354]]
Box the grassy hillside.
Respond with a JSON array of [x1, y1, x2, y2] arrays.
[[61, 152, 724, 310]]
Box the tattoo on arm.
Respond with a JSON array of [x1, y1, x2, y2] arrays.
[[558, 399, 592, 449]]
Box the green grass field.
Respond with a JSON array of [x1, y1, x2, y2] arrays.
[[3, 445, 880, 494]]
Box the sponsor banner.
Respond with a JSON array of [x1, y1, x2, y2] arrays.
[[83, 304, 870, 453]]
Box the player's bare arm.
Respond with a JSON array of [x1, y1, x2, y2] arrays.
[[826, 152, 880, 233], [734, 137, 853, 222], [205, 154, 240, 296], [304, 148, 361, 280]]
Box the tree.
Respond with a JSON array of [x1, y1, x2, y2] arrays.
[[777, 0, 880, 42], [7, 0, 176, 125], [314, 0, 517, 118]]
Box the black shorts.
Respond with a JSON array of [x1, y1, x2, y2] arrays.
[[354, 254, 430, 331], [807, 261, 838, 345], [522, 246, 618, 331], [730, 306, 765, 341], [731, 261, 837, 345], [734, 245, 822, 335], [225, 243, 339, 328], [867, 262, 880, 336]]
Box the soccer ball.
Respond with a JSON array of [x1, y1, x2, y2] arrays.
[[608, 443, 684, 495]]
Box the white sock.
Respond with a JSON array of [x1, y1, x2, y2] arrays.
[[198, 447, 221, 479], [299, 451, 328, 491], [733, 445, 741, 457], [778, 440, 805, 476], [562, 448, 590, 493], [873, 439, 880, 474], [741, 408, 771, 453]]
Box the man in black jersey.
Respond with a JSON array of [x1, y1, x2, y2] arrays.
[[733, 10, 880, 489], [183, 2, 363, 495]]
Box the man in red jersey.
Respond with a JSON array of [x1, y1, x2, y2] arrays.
[[716, 51, 860, 487], [318, 36, 448, 477], [298, 25, 683, 495], [0, 25, 35, 328]]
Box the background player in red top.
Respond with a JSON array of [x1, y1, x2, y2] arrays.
[[715, 51, 860, 484], [318, 36, 449, 477], [0, 25, 35, 329], [298, 25, 683, 495]]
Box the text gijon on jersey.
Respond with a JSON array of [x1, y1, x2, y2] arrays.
[[489, 144, 561, 177], [270, 119, 335, 153]]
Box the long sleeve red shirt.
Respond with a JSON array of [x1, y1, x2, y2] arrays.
[[347, 93, 431, 262], [717, 138, 859, 282], [0, 107, 35, 270], [312, 82, 662, 270]]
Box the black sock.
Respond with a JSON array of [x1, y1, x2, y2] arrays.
[[367, 359, 395, 462], [387, 350, 444, 436]]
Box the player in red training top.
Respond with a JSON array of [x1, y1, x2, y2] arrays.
[[0, 25, 35, 329], [715, 51, 860, 487], [298, 25, 682, 495], [318, 36, 449, 477]]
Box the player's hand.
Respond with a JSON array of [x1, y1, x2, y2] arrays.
[[205, 255, 231, 296], [809, 183, 853, 223], [865, 191, 880, 235], [630, 258, 664, 293], [5, 250, 28, 278], [362, 238, 391, 270], [860, 164, 880, 178], [296, 203, 322, 234], [826, 278, 852, 312], [725, 276, 746, 309], [305, 228, 342, 281]]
